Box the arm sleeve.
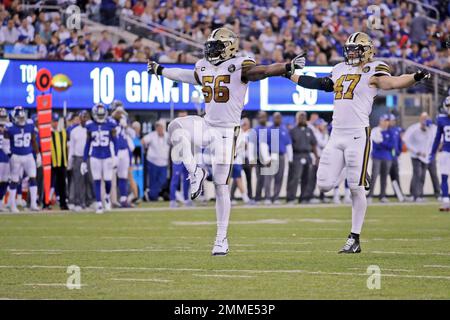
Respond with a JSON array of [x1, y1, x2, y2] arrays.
[[297, 75, 334, 92], [431, 124, 443, 156], [162, 68, 201, 85]]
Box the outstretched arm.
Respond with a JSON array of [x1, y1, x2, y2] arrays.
[[242, 53, 306, 82], [147, 60, 201, 85], [289, 74, 335, 92], [370, 70, 430, 90]]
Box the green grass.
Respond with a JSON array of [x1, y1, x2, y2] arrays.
[[0, 202, 449, 299]]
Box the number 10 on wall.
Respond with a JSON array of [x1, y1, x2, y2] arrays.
[[90, 67, 115, 105]]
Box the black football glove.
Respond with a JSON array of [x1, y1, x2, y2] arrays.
[[413, 69, 431, 82], [147, 60, 164, 79]]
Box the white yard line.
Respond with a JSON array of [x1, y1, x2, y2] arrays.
[[192, 274, 255, 279], [23, 283, 87, 287], [424, 265, 450, 269], [110, 278, 173, 283], [0, 200, 440, 215], [1, 265, 449, 281]]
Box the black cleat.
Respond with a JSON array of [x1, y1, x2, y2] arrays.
[[364, 172, 372, 191], [338, 234, 361, 254]]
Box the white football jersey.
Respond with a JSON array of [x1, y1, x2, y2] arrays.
[[330, 60, 391, 129], [195, 56, 255, 128]]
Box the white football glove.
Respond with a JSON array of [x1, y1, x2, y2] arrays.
[[290, 50, 306, 71], [36, 153, 42, 168], [80, 162, 88, 176]]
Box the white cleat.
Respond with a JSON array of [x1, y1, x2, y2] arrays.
[[333, 196, 341, 204], [30, 205, 40, 212], [189, 167, 207, 200], [212, 237, 229, 256], [343, 196, 352, 204], [95, 202, 104, 214], [104, 198, 112, 211], [10, 206, 19, 213], [74, 206, 83, 212]]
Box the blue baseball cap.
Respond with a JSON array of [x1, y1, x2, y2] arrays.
[[52, 113, 59, 122], [380, 114, 390, 121]]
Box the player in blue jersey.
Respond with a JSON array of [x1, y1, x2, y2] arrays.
[[430, 96, 450, 212], [4, 106, 41, 212], [110, 100, 133, 208], [0, 108, 11, 211], [81, 103, 118, 214]]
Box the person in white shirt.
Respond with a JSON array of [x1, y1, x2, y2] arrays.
[[403, 112, 438, 201], [141, 121, 170, 201], [68, 111, 94, 211]]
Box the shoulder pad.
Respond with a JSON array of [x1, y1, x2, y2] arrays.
[[26, 119, 34, 125], [372, 61, 391, 76]]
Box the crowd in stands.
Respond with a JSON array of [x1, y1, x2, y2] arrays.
[[0, 1, 448, 69]]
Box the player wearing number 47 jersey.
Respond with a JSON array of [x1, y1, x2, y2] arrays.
[[4, 106, 41, 212], [147, 27, 306, 256], [290, 32, 431, 253], [430, 96, 450, 212], [81, 103, 118, 214]]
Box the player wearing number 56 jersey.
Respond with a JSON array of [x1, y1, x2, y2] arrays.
[[4, 106, 41, 212], [290, 32, 431, 253], [430, 96, 450, 212], [81, 103, 117, 214], [147, 27, 306, 255]]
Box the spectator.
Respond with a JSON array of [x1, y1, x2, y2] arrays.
[[286, 111, 319, 204], [141, 121, 170, 201], [368, 114, 395, 203], [98, 30, 112, 57], [1, 19, 19, 44], [403, 112, 438, 202]]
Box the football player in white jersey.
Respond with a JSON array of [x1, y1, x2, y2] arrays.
[[147, 27, 305, 255], [289, 32, 430, 253]]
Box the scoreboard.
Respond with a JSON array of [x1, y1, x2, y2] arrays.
[[0, 59, 334, 111]]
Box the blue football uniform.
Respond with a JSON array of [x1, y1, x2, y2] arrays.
[[84, 118, 117, 160], [6, 119, 35, 156], [431, 115, 450, 176]]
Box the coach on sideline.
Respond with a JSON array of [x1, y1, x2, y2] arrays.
[[368, 114, 395, 203], [403, 112, 437, 202], [68, 111, 94, 211], [141, 120, 170, 201]]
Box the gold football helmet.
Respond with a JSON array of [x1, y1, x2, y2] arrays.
[[204, 28, 239, 65], [344, 32, 374, 66]]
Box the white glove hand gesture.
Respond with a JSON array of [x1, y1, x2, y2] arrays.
[[290, 50, 306, 71], [80, 162, 88, 176]]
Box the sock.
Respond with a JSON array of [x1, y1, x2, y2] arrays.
[[29, 186, 38, 208], [118, 178, 128, 202], [442, 175, 449, 198], [8, 184, 17, 209], [104, 180, 112, 196], [29, 179, 37, 207], [94, 180, 102, 202], [0, 182, 8, 201], [215, 184, 231, 240], [350, 187, 367, 234], [350, 232, 360, 240], [344, 187, 351, 199]]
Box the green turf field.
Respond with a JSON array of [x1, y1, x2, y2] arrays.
[[0, 202, 449, 299]]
